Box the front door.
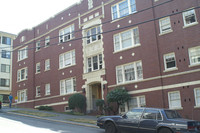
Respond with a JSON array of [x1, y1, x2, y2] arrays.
[[91, 83, 102, 110]]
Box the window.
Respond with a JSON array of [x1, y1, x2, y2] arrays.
[[36, 86, 41, 97], [126, 108, 143, 119], [194, 88, 200, 107], [2, 36, 11, 45], [114, 27, 140, 52], [18, 47, 28, 61], [20, 36, 25, 42], [17, 89, 27, 102], [60, 77, 76, 95], [45, 59, 50, 71], [87, 54, 103, 72], [159, 17, 172, 34], [111, 0, 136, 20], [86, 26, 101, 44], [183, 9, 198, 27], [36, 40, 41, 51], [45, 83, 51, 95], [116, 61, 143, 84], [128, 96, 146, 110], [142, 109, 162, 120], [59, 50, 75, 69], [45, 36, 50, 47], [1, 50, 11, 59], [88, 0, 93, 9], [189, 46, 200, 66], [168, 91, 182, 109], [0, 79, 10, 87], [59, 25, 74, 43], [164, 53, 177, 70], [17, 68, 28, 82], [1, 64, 10, 73], [36, 63, 41, 74]]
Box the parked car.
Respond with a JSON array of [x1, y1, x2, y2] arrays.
[[97, 107, 200, 133]]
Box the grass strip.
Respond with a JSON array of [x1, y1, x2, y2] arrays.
[[11, 110, 57, 117], [66, 118, 96, 125]]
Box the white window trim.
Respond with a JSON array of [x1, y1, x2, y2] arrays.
[[188, 46, 200, 67], [194, 88, 200, 108], [163, 52, 177, 72], [86, 26, 101, 45], [59, 24, 75, 43], [87, 54, 103, 73], [159, 17, 173, 35], [45, 36, 50, 47], [36, 86, 41, 97], [168, 91, 183, 110], [45, 83, 51, 96], [182, 9, 198, 28], [116, 61, 143, 84], [60, 77, 76, 95], [18, 46, 28, 61], [59, 50, 76, 69], [17, 89, 27, 103], [113, 27, 140, 52], [111, 0, 137, 20], [36, 62, 41, 74], [36, 40, 41, 52], [45, 59, 50, 71], [17, 67, 28, 82]]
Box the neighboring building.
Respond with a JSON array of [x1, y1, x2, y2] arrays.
[[0, 31, 16, 102], [12, 0, 200, 120]]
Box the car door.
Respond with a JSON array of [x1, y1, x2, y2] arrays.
[[116, 108, 144, 133], [138, 109, 162, 133]]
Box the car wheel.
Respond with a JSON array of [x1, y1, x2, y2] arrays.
[[158, 128, 172, 133], [105, 122, 117, 133]]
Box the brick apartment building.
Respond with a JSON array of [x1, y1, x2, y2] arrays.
[[12, 0, 200, 120]]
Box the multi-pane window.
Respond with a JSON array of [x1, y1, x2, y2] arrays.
[[164, 53, 176, 70], [168, 91, 182, 109], [36, 86, 41, 97], [36, 63, 41, 74], [36, 40, 41, 51], [17, 89, 27, 102], [183, 9, 198, 27], [2, 36, 11, 45], [0, 79, 10, 87], [87, 54, 103, 72], [45, 59, 50, 71], [18, 47, 28, 61], [59, 25, 75, 43], [45, 83, 51, 95], [189, 46, 200, 66], [88, 0, 93, 9], [1, 50, 11, 59], [194, 88, 200, 107], [1, 64, 10, 73], [159, 17, 172, 34], [60, 77, 76, 95], [45, 36, 50, 47], [128, 96, 146, 110], [86, 26, 101, 44], [111, 0, 136, 20], [17, 67, 28, 82], [114, 27, 140, 52], [116, 61, 143, 84], [59, 50, 75, 69]]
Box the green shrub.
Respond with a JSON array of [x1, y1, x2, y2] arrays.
[[68, 93, 86, 113], [37, 106, 53, 111]]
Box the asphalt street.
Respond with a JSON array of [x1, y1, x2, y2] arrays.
[[0, 112, 104, 133]]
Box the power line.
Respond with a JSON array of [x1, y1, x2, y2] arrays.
[[0, 6, 199, 54], [2, 0, 173, 50]]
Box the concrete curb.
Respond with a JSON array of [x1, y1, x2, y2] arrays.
[[7, 112, 99, 129]]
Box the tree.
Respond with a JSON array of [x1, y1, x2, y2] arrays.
[[68, 93, 86, 113], [106, 87, 130, 114], [96, 99, 105, 115]]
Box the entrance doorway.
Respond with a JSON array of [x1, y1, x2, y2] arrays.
[[91, 83, 102, 110]]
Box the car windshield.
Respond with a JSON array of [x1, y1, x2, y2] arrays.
[[164, 110, 182, 119]]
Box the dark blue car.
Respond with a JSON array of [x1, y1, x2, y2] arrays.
[[97, 107, 200, 133]]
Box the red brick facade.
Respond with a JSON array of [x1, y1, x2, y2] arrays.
[[12, 0, 200, 120]]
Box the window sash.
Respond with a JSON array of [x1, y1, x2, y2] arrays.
[[60, 78, 76, 95], [87, 54, 103, 72], [159, 17, 171, 33], [114, 27, 140, 52], [86, 26, 101, 44], [2, 36, 11, 45], [116, 61, 143, 84], [189, 47, 200, 65], [128, 96, 146, 109], [36, 86, 41, 97], [1, 64, 10, 73], [45, 59, 50, 70], [169, 92, 181, 109], [17, 89, 27, 102], [59, 25, 74, 43], [0, 79, 10, 87], [36, 41, 41, 51], [164, 53, 176, 69], [183, 9, 197, 26], [45, 36, 50, 46], [17, 68, 28, 81], [59, 50, 75, 69], [45, 84, 51, 95], [18, 47, 28, 61], [36, 63, 40, 73], [195, 89, 200, 106], [1, 50, 11, 59]]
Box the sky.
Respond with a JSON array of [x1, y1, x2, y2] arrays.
[[0, 0, 80, 35]]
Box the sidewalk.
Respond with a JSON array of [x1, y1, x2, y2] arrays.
[[0, 106, 98, 128]]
